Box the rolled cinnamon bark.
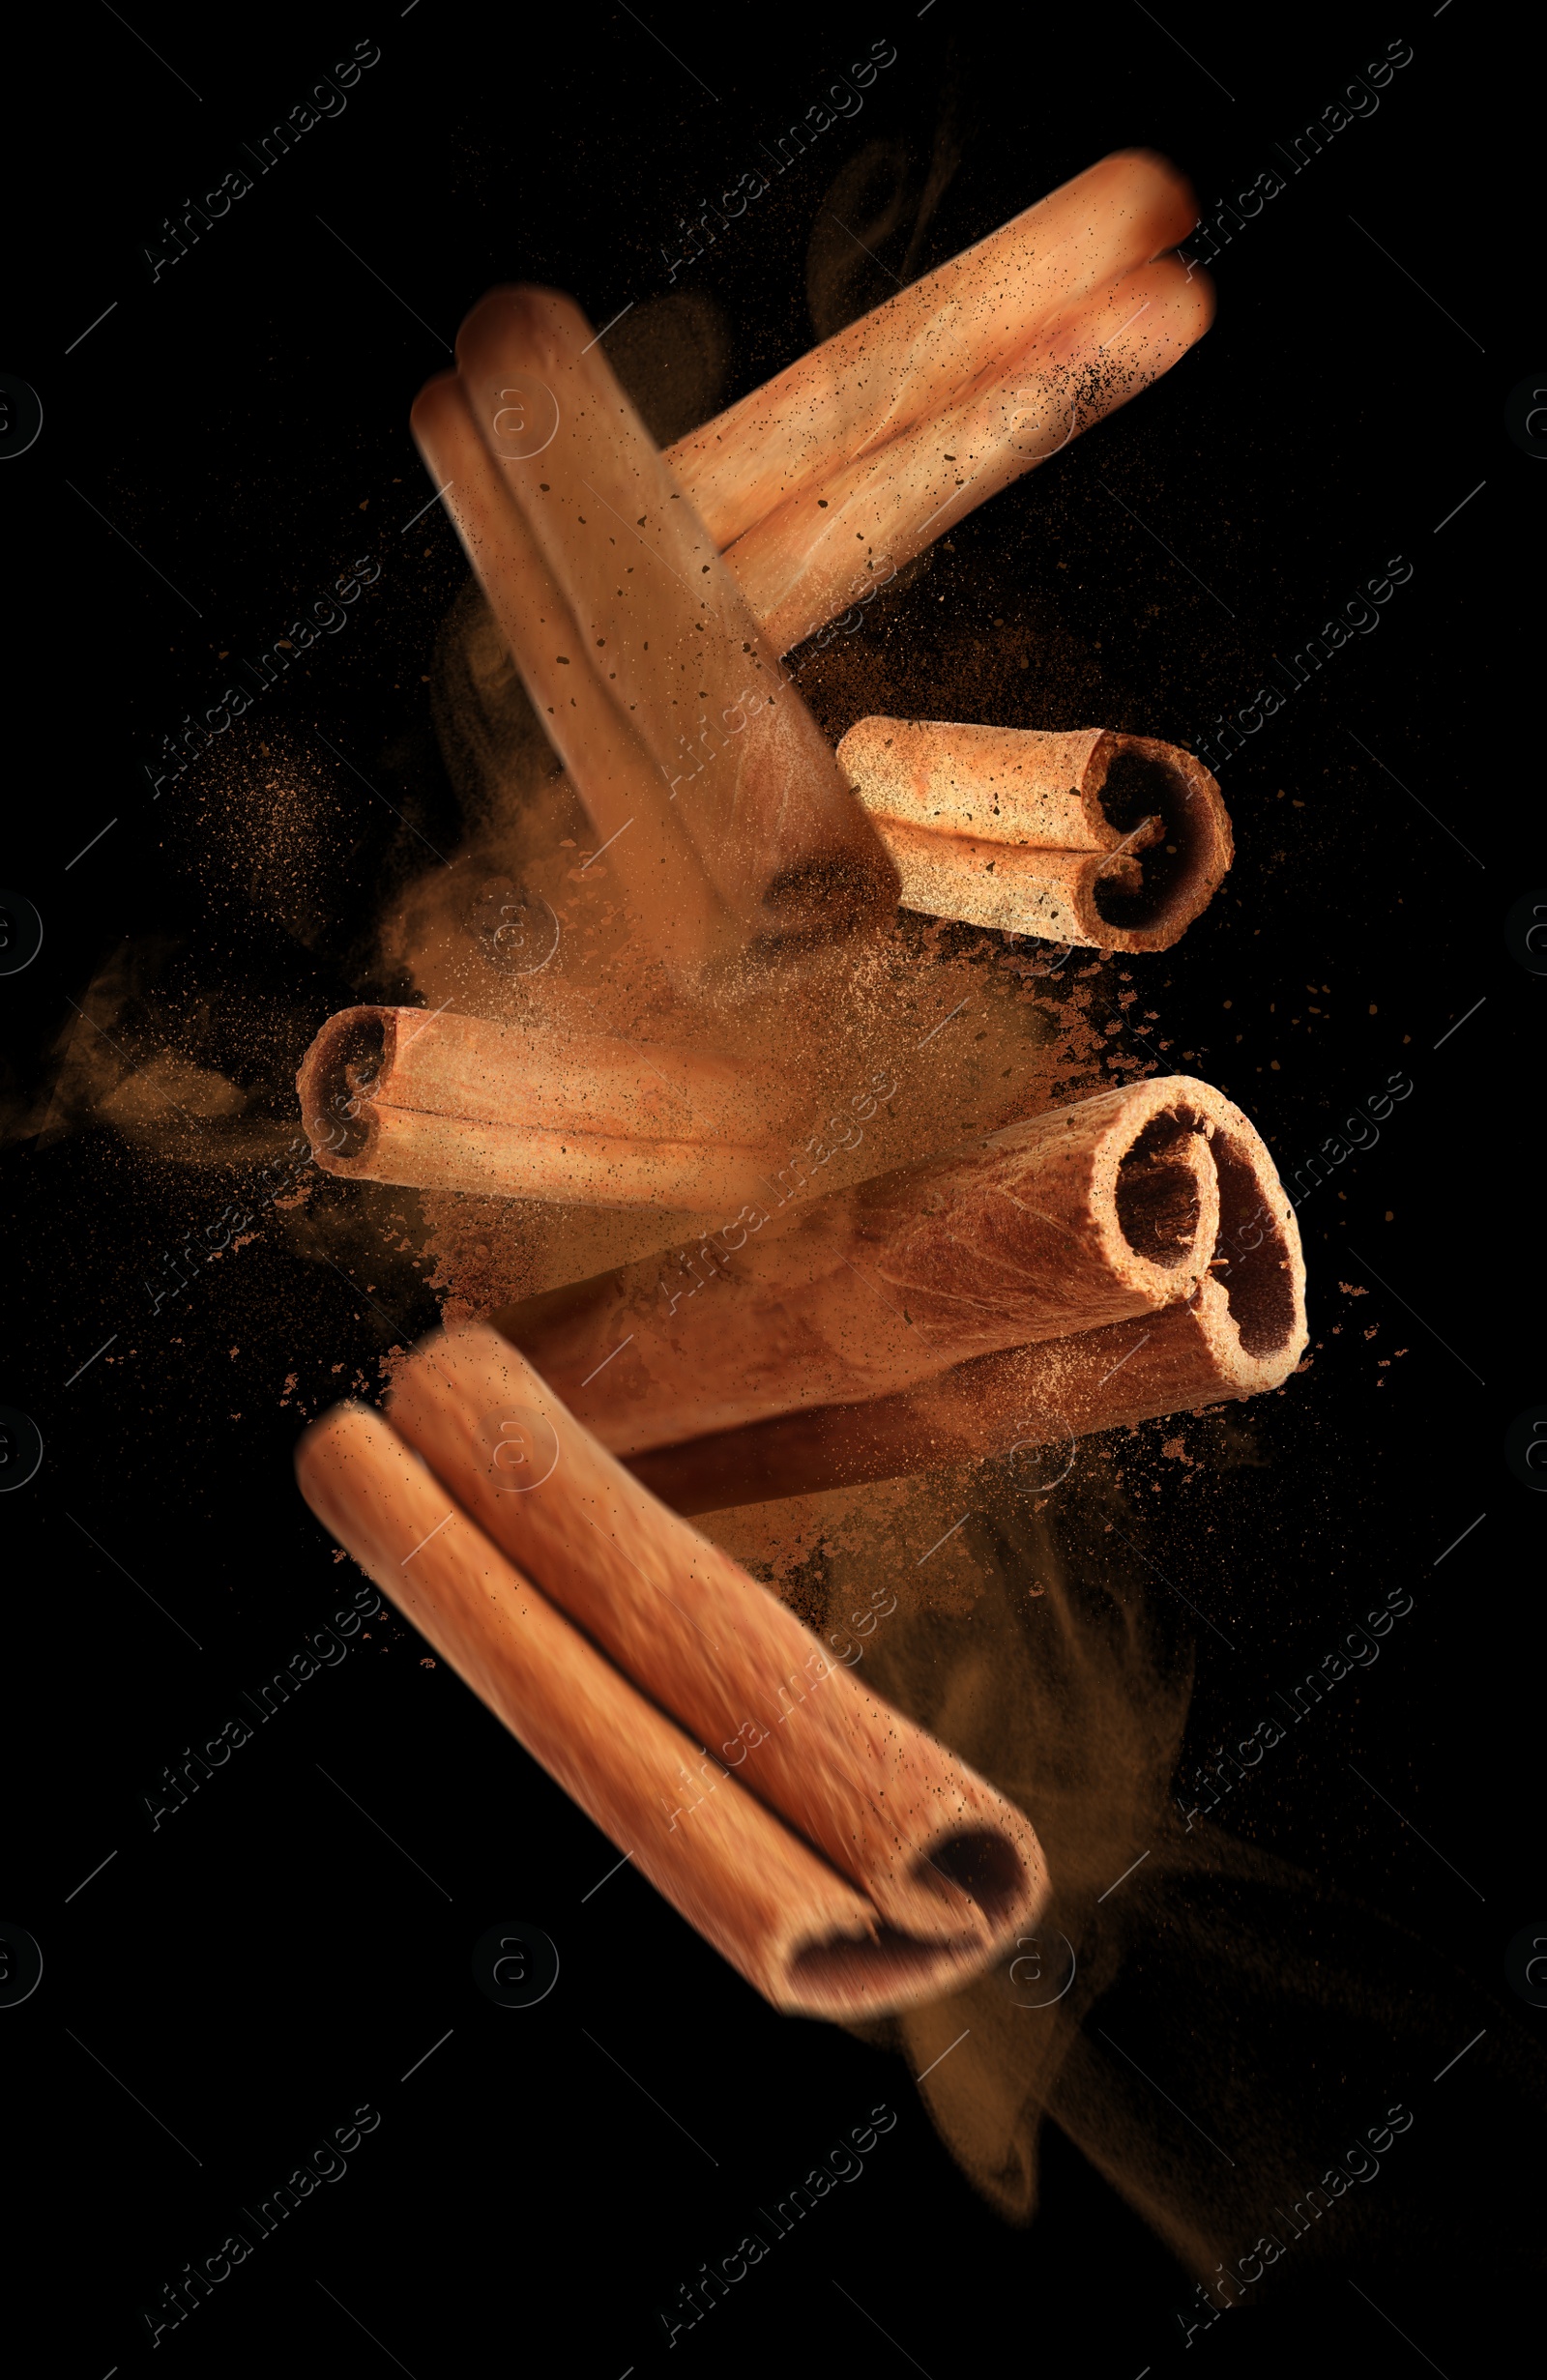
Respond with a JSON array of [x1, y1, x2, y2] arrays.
[[628, 1095, 1306, 1511], [295, 1405, 950, 2015], [838, 717, 1233, 953], [412, 371, 736, 979], [412, 287, 897, 966], [296, 1003, 792, 1212], [721, 256, 1213, 659], [493, 1077, 1231, 1457], [296, 1363, 1050, 2016], [666, 150, 1200, 554]]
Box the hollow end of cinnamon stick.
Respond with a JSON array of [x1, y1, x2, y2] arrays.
[[755, 1819, 1045, 2017], [1084, 734, 1232, 950], [784, 1826, 1036, 2012], [1113, 1106, 1211, 1272], [298, 1003, 390, 1173], [839, 719, 1232, 952]]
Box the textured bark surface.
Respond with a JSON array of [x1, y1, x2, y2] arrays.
[[296, 1344, 1051, 2017], [716, 262, 1212, 657], [667, 151, 1199, 554], [296, 1004, 792, 1210], [628, 1099, 1307, 1512], [840, 719, 1234, 951], [296, 1404, 883, 2013], [412, 368, 736, 978], [494, 1078, 1230, 1455], [844, 721, 1118, 850], [413, 287, 897, 971]]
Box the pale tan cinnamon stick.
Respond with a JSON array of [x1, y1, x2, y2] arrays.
[[296, 1365, 1050, 2015], [838, 718, 1233, 953], [413, 288, 897, 966], [296, 1003, 792, 1211], [666, 150, 1200, 554], [719, 256, 1213, 657], [412, 370, 737, 979], [493, 1078, 1231, 1457]]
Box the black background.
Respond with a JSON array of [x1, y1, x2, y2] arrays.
[[2, 4, 1536, 2375]]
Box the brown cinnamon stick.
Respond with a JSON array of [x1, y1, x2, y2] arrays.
[[630, 1234, 1308, 1514], [493, 1078, 1230, 1457], [297, 1404, 905, 2012], [838, 718, 1233, 953], [625, 1088, 1306, 1510], [412, 370, 736, 979], [666, 150, 1200, 555], [296, 1003, 792, 1211], [716, 257, 1213, 658], [296, 1351, 1050, 2016], [412, 288, 897, 970]]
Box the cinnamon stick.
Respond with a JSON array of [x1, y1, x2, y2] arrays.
[[296, 1003, 793, 1212], [493, 1078, 1229, 1457], [296, 1362, 1049, 2017], [412, 370, 736, 979], [630, 1237, 1309, 1514], [666, 150, 1200, 555], [625, 1089, 1307, 1510], [297, 1404, 912, 2014], [838, 717, 1233, 953], [412, 288, 897, 969], [716, 256, 1213, 658]]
